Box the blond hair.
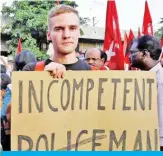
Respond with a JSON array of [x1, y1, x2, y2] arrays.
[[48, 4, 79, 30]]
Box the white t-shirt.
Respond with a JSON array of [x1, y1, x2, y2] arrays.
[[150, 63, 163, 146]]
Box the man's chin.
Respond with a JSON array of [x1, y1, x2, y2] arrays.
[[60, 50, 74, 54]]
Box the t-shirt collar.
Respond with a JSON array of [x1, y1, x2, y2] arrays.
[[149, 62, 162, 72]]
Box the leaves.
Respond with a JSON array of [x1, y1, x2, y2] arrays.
[[1, 1, 54, 59], [80, 17, 90, 25], [1, 0, 88, 60], [160, 18, 163, 24], [154, 18, 163, 40]]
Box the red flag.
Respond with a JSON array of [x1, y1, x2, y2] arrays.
[[142, 1, 153, 36], [123, 32, 130, 70], [123, 32, 128, 56], [16, 38, 22, 54], [124, 29, 135, 66], [161, 36, 163, 47], [138, 27, 141, 37], [128, 29, 135, 45], [103, 0, 124, 70], [160, 36, 163, 59]]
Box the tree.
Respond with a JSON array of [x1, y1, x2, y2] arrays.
[[154, 18, 163, 40], [1, 0, 89, 60], [160, 18, 163, 24]]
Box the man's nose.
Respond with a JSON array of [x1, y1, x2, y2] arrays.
[[87, 59, 94, 65], [63, 28, 70, 39]]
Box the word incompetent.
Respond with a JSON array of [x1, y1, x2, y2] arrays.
[[18, 77, 154, 113]]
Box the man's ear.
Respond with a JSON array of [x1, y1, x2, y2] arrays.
[[143, 49, 150, 57], [101, 58, 105, 64], [47, 31, 51, 41], [142, 49, 149, 61]]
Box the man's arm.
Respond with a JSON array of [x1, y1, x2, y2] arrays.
[[23, 61, 66, 79]]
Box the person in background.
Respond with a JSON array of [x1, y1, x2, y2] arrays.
[[14, 49, 37, 71], [0, 64, 6, 74], [1, 50, 36, 151], [160, 58, 163, 67], [129, 35, 163, 151], [6, 104, 11, 124], [84, 48, 109, 70], [0, 74, 11, 112], [0, 73, 11, 151], [75, 51, 85, 60], [0, 56, 12, 76]]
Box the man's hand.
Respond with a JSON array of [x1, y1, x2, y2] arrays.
[[44, 62, 66, 78]]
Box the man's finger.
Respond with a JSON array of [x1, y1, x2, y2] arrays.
[[51, 69, 57, 78], [61, 72, 64, 78], [56, 68, 65, 78]]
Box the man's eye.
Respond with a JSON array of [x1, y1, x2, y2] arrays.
[[70, 27, 76, 30], [85, 58, 90, 61], [55, 28, 61, 31]]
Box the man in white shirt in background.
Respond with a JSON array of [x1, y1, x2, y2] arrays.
[[129, 35, 163, 151]]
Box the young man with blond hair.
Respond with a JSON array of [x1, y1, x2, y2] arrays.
[[23, 5, 91, 76]]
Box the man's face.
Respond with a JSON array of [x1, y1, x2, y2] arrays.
[[85, 48, 103, 68], [47, 12, 80, 55], [129, 41, 144, 69]]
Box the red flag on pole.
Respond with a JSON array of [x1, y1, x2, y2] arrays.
[[128, 29, 135, 45], [161, 36, 163, 47], [123, 32, 130, 70], [103, 0, 124, 70], [138, 27, 141, 37], [124, 29, 135, 67], [142, 1, 153, 36], [123, 32, 128, 56], [16, 38, 22, 54]]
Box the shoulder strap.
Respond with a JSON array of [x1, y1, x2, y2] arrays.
[[34, 61, 45, 71], [100, 66, 110, 70]]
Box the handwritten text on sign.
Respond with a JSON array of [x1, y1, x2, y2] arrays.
[[11, 71, 159, 151]]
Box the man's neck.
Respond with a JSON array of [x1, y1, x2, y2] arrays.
[[143, 60, 160, 71], [53, 52, 78, 64]]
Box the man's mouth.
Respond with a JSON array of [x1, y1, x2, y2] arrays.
[[62, 42, 73, 45]]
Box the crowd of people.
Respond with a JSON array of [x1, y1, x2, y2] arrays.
[[0, 4, 163, 151]]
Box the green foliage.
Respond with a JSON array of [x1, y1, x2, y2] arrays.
[[160, 18, 163, 24], [154, 18, 163, 40], [80, 17, 90, 25], [1, 0, 89, 60]]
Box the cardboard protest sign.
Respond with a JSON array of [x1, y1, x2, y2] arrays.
[[11, 71, 159, 151]]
